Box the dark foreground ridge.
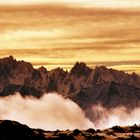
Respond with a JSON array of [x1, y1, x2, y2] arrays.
[[0, 120, 46, 140], [0, 120, 140, 140]]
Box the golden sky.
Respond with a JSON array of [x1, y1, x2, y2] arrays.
[[0, 1, 140, 74], [1, 0, 140, 8]]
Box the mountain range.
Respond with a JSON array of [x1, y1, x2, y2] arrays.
[[0, 56, 140, 123]]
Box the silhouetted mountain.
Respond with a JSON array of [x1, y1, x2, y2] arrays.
[[0, 120, 139, 140], [0, 120, 46, 140], [0, 84, 43, 98], [69, 81, 140, 122], [92, 66, 140, 87], [0, 56, 140, 97], [0, 56, 140, 122], [70, 62, 91, 76], [69, 81, 140, 109], [0, 56, 140, 138]]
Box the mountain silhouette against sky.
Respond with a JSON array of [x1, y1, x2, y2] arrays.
[[0, 56, 140, 95], [0, 56, 140, 124]]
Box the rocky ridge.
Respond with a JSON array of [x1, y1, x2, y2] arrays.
[[0, 56, 140, 130], [0, 120, 139, 140], [0, 56, 140, 98]]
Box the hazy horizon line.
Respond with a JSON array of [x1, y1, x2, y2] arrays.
[[1, 55, 140, 75]]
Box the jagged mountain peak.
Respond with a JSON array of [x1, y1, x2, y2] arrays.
[[0, 56, 139, 126], [92, 65, 140, 88], [49, 67, 67, 78], [0, 55, 16, 68], [0, 56, 139, 97], [94, 65, 124, 74], [38, 66, 47, 73], [95, 65, 107, 70], [0, 55, 15, 62], [70, 62, 91, 75], [50, 67, 64, 73], [0, 55, 33, 70]]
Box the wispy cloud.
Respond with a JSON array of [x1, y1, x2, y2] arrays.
[[0, 5, 140, 73]]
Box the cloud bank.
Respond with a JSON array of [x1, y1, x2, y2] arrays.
[[0, 93, 139, 130], [0, 5, 140, 73], [0, 93, 93, 130], [91, 105, 140, 129]]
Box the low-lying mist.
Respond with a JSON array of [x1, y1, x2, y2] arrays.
[[0, 93, 93, 130], [0, 93, 139, 130], [91, 105, 140, 129]]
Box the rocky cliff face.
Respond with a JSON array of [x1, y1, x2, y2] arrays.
[[69, 81, 140, 109], [69, 81, 140, 122], [0, 56, 140, 126], [92, 66, 140, 88], [0, 56, 33, 92], [0, 56, 140, 97]]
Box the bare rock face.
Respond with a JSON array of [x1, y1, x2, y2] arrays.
[[69, 81, 140, 122], [0, 56, 140, 119], [1, 56, 140, 97], [0, 56, 140, 129], [0, 57, 95, 96], [0, 56, 16, 91], [0, 84, 43, 98], [70, 62, 91, 76], [0, 56, 34, 88], [92, 66, 140, 88]]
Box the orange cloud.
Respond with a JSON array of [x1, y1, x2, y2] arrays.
[[0, 5, 139, 74]]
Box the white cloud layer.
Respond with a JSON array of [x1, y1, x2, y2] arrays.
[[0, 93, 93, 130], [0, 93, 139, 130]]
